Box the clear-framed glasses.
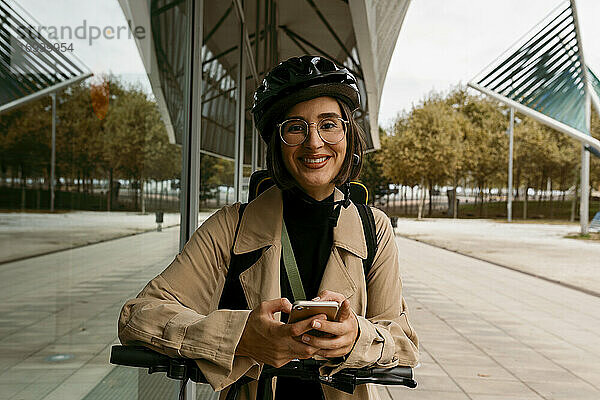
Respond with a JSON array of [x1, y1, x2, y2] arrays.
[[277, 117, 348, 146]]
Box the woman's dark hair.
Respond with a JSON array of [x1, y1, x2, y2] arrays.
[[266, 98, 365, 191]]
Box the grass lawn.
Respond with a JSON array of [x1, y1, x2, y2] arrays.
[[386, 199, 600, 221]]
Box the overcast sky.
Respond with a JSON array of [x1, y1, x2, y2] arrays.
[[14, 0, 600, 129], [379, 0, 600, 128], [15, 0, 148, 86]]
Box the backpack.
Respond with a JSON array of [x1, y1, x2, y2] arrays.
[[218, 171, 377, 310]]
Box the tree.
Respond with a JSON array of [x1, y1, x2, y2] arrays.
[[382, 92, 469, 216], [457, 94, 507, 216], [359, 128, 392, 205], [104, 87, 175, 213], [1, 99, 50, 187]]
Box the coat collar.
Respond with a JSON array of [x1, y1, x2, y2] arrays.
[[233, 185, 368, 259]]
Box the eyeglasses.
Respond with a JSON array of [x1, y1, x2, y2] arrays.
[[277, 117, 348, 146]]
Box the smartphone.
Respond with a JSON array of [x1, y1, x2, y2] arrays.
[[288, 300, 339, 324]]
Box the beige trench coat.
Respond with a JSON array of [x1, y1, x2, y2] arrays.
[[118, 186, 419, 400]]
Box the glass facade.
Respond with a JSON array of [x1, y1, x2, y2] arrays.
[[0, 0, 183, 398]]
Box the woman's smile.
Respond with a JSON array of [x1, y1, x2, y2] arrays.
[[299, 154, 331, 168]]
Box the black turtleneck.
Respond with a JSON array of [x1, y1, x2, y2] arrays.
[[276, 188, 334, 400], [280, 188, 334, 303]]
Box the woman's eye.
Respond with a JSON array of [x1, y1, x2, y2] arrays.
[[320, 120, 338, 130], [287, 124, 306, 133]]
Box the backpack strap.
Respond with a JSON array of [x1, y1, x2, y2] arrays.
[[355, 203, 377, 277]]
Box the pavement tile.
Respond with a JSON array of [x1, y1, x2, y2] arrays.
[[10, 383, 57, 400], [573, 370, 600, 386], [452, 377, 534, 396], [0, 369, 70, 385], [435, 354, 500, 367], [415, 349, 434, 363], [0, 384, 26, 399], [468, 394, 544, 400], [490, 353, 560, 370], [413, 361, 447, 377], [387, 387, 469, 400], [413, 363, 448, 382], [66, 366, 113, 383], [376, 387, 392, 400], [410, 374, 462, 392], [39, 382, 100, 400], [439, 363, 516, 381], [53, 333, 115, 346], [34, 370, 76, 384], [509, 367, 582, 384], [527, 381, 600, 400]]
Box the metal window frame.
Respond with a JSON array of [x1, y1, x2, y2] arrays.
[[179, 0, 203, 250]]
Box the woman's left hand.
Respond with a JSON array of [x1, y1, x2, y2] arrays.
[[299, 290, 359, 358]]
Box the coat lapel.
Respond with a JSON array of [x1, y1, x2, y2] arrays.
[[318, 247, 358, 301], [238, 245, 281, 310], [235, 186, 282, 310]]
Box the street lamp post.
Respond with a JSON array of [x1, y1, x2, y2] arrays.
[[50, 92, 56, 212], [581, 92, 590, 234], [507, 107, 514, 222]]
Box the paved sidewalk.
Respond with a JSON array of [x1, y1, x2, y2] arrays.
[[0, 226, 182, 400], [0, 211, 220, 264], [394, 218, 600, 295], [384, 236, 600, 400], [0, 211, 181, 264]]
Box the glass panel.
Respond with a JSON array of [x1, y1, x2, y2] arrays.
[[0, 0, 184, 398], [200, 42, 244, 208], [200, 153, 235, 209]]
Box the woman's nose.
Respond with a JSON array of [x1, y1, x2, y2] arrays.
[[304, 123, 324, 149]]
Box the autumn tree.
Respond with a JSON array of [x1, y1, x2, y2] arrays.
[[383, 93, 469, 216], [104, 87, 176, 213], [359, 128, 392, 205], [1, 99, 50, 188]]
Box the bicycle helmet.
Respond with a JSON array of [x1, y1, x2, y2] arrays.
[[252, 55, 360, 143]]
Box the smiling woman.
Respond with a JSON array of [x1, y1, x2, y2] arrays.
[[261, 63, 366, 202], [279, 97, 348, 200], [118, 56, 419, 400]]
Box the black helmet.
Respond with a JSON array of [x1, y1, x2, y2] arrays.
[[251, 55, 360, 142]]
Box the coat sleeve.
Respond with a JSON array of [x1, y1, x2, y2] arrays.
[[324, 208, 419, 374], [118, 203, 261, 391]]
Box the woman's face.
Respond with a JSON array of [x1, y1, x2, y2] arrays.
[[280, 96, 347, 201]]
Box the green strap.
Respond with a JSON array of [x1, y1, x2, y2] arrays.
[[281, 219, 306, 301]]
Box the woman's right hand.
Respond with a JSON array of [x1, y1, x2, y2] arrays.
[[235, 298, 327, 367]]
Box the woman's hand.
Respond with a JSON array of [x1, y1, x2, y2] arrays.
[[235, 298, 327, 367], [299, 290, 359, 358]]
